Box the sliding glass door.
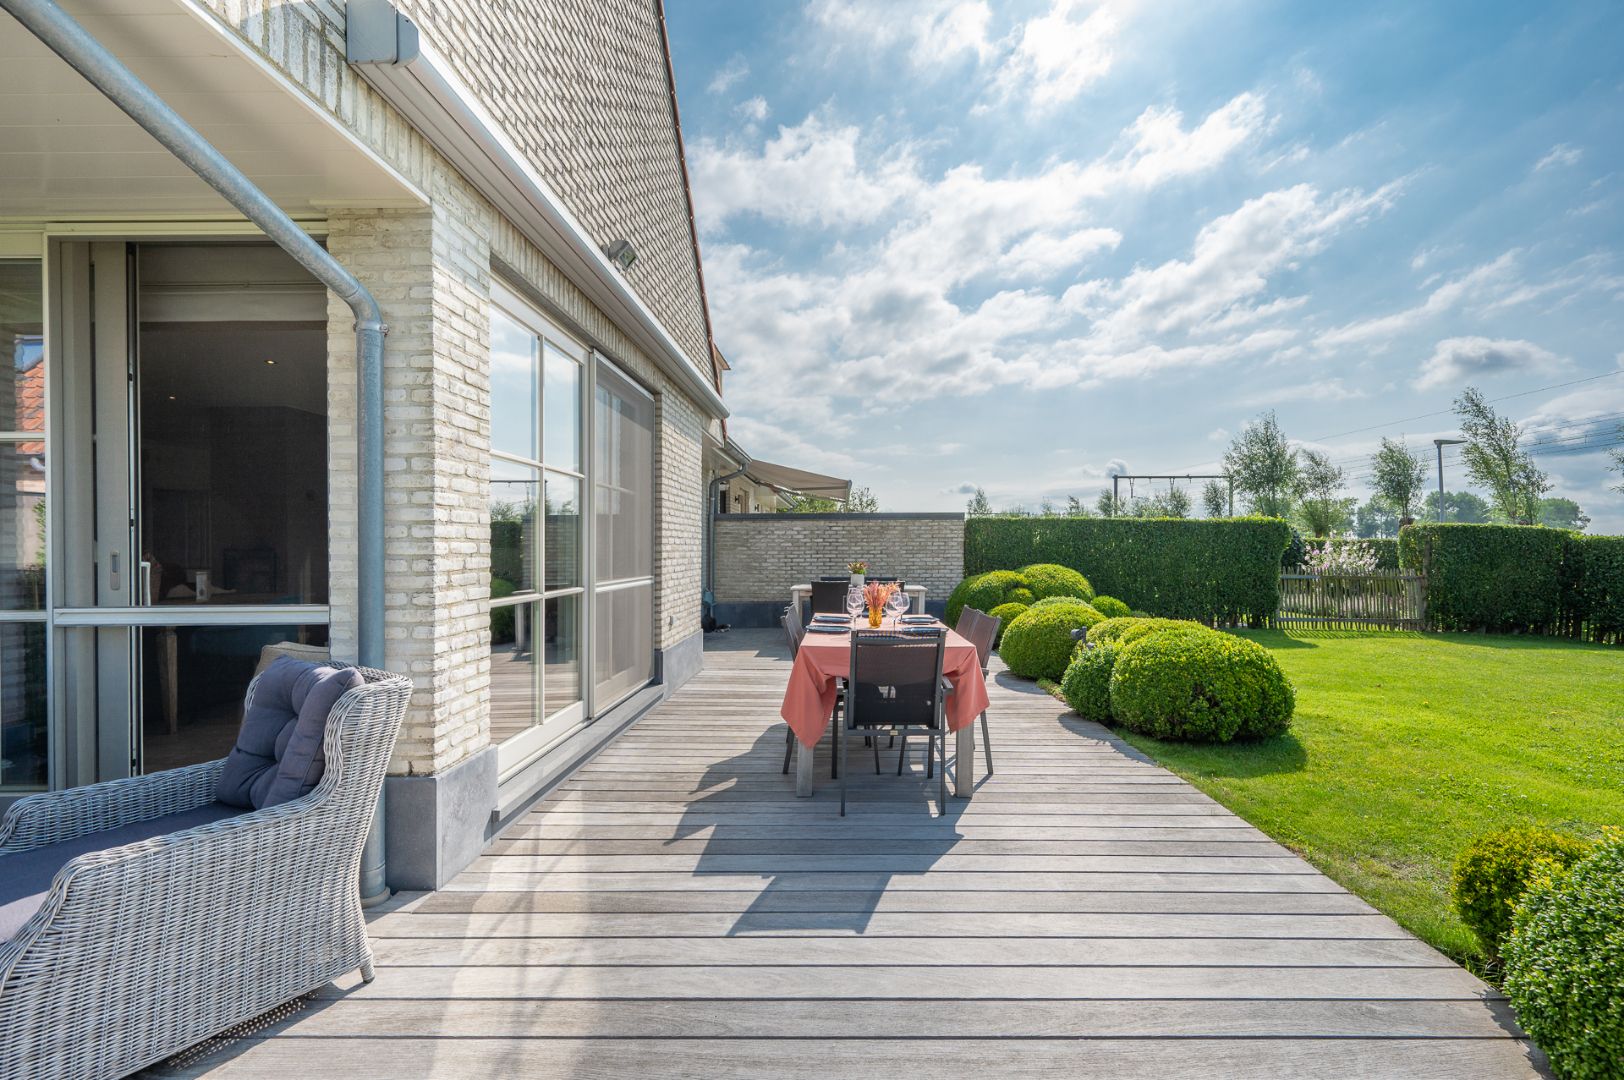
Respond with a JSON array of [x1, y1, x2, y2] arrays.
[[488, 285, 656, 781]]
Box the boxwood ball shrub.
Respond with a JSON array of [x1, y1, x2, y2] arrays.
[[986, 601, 1030, 645], [946, 570, 1030, 627], [1087, 616, 1205, 647], [1060, 645, 1116, 723], [1451, 827, 1593, 957], [1109, 627, 1295, 742], [1504, 835, 1624, 1079], [999, 604, 1105, 681], [1029, 595, 1097, 611], [1090, 595, 1131, 618], [1016, 563, 1094, 601]]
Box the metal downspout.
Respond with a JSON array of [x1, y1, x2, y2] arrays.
[[4, 0, 392, 902], [704, 456, 750, 627]]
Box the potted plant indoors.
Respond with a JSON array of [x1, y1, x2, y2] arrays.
[[848, 560, 868, 587]]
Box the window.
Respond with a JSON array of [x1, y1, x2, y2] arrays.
[[592, 357, 655, 709]]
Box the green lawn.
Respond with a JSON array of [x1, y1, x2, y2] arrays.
[[1115, 630, 1624, 972]]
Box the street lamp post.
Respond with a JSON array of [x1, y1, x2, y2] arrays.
[[1433, 438, 1465, 521]]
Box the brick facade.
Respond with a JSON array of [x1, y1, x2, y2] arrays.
[[713, 514, 966, 608], [193, 0, 713, 776]]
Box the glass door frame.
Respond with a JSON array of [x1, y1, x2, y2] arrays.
[[40, 227, 332, 788]]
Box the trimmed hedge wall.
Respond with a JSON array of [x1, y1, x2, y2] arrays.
[[965, 517, 1293, 625], [1400, 523, 1623, 641]]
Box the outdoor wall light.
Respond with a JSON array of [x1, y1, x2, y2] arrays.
[[603, 238, 637, 271]]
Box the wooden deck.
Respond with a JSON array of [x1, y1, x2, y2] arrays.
[[148, 629, 1545, 1079]]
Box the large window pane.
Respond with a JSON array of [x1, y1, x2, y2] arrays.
[[593, 372, 654, 584], [542, 342, 580, 472], [489, 600, 539, 744], [139, 624, 329, 774], [0, 443, 45, 611], [491, 308, 538, 460], [491, 459, 539, 596], [0, 261, 44, 436], [0, 621, 46, 788], [594, 583, 653, 708], [544, 472, 581, 590], [544, 592, 582, 719]]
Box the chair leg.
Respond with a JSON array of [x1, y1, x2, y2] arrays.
[[839, 721, 848, 816], [937, 734, 947, 816], [782, 726, 794, 775], [873, 733, 882, 774], [925, 740, 934, 779], [359, 959, 376, 984], [896, 735, 907, 775], [979, 710, 994, 775]]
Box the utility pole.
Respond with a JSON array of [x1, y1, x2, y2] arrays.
[[1434, 438, 1465, 522]]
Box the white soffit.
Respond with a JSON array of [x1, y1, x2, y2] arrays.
[[350, 33, 728, 420], [0, 0, 424, 217]]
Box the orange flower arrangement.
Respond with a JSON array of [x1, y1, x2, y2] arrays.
[[862, 581, 897, 628]]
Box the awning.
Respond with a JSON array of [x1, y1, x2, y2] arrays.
[[0, 1, 424, 217], [744, 459, 851, 503]]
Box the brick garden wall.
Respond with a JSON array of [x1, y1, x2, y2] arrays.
[[712, 514, 965, 625]]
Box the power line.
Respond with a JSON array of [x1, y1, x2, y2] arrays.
[[1307, 369, 1624, 444]]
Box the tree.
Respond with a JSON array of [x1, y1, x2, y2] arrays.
[[1296, 448, 1353, 537], [1537, 497, 1588, 531], [780, 494, 841, 513], [1223, 411, 1300, 518], [1370, 437, 1427, 523], [1096, 488, 1126, 517], [1001, 503, 1031, 517], [1038, 497, 1058, 517], [845, 486, 879, 513], [1063, 494, 1093, 517], [1422, 489, 1491, 523], [965, 487, 992, 516], [1609, 431, 1624, 494], [1200, 480, 1229, 518], [1353, 498, 1399, 538], [1453, 387, 1550, 525], [1140, 487, 1191, 518]]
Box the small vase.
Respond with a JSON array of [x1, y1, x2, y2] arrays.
[[867, 606, 883, 628], [850, 573, 864, 588]]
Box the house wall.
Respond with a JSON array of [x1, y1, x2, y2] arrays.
[[712, 513, 965, 626], [191, 1, 713, 788]]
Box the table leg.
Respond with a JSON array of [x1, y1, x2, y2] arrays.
[[954, 721, 974, 797], [795, 737, 814, 797]]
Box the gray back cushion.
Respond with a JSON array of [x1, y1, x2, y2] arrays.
[[216, 657, 364, 809]]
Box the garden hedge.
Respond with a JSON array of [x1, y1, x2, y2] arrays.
[[1108, 627, 1295, 742], [1060, 645, 1116, 723], [999, 604, 1105, 681], [1089, 595, 1131, 618], [965, 517, 1292, 625], [1451, 827, 1593, 957], [1017, 563, 1094, 601], [986, 601, 1030, 645], [1087, 616, 1205, 646], [945, 570, 1030, 627], [1504, 835, 1624, 1079], [1399, 523, 1624, 640]]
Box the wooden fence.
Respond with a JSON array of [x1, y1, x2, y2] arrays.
[[1272, 572, 1427, 631]]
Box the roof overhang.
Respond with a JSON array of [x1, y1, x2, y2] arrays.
[[345, 3, 728, 421], [745, 459, 852, 503], [0, 0, 425, 218]]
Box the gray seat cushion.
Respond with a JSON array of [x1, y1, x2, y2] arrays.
[[0, 801, 242, 943], [216, 658, 363, 810]]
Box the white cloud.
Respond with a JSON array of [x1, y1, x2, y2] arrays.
[[707, 55, 748, 95], [989, 0, 1130, 110], [1246, 377, 1368, 406], [734, 96, 770, 123], [1533, 143, 1583, 172], [807, 0, 993, 67], [1316, 251, 1520, 350], [1413, 336, 1565, 390]]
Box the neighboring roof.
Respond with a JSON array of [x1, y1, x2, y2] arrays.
[[744, 460, 852, 503]]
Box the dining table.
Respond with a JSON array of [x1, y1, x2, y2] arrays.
[[790, 582, 927, 615], [780, 615, 991, 799]]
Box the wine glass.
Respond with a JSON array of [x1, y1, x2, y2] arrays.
[[846, 586, 865, 620], [886, 586, 910, 621]]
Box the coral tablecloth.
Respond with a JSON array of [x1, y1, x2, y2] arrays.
[[780, 622, 991, 748]]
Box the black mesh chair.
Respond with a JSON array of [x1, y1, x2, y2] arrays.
[[810, 579, 851, 616], [840, 629, 948, 816], [954, 606, 998, 775]]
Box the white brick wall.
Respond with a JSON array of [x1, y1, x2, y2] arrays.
[[195, 1, 713, 775], [713, 516, 966, 604]]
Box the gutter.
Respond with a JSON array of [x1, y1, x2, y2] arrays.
[[346, 3, 728, 421], [3, 0, 391, 903]]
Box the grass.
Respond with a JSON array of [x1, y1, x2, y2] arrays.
[[1111, 630, 1624, 972]]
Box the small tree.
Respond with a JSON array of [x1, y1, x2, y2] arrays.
[[965, 487, 993, 516], [1353, 498, 1399, 538], [781, 493, 841, 513], [1296, 448, 1353, 537], [1141, 487, 1191, 518], [1608, 432, 1623, 494], [1370, 437, 1427, 523], [1537, 497, 1588, 531], [1096, 488, 1126, 517], [1200, 479, 1229, 518], [845, 486, 879, 513], [1424, 489, 1491, 523], [1223, 411, 1300, 518], [1454, 387, 1550, 525], [1063, 494, 1093, 517], [1038, 497, 1058, 517]]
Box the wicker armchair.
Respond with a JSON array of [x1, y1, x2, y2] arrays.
[[0, 663, 411, 1080]]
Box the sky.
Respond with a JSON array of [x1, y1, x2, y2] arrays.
[[664, 0, 1624, 530]]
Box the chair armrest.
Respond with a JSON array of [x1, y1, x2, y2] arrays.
[[0, 759, 226, 854]]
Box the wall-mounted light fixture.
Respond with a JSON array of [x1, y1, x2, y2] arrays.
[[603, 239, 637, 272]]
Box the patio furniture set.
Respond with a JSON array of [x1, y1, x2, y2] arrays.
[[778, 578, 996, 813]]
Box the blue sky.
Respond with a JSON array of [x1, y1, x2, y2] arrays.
[[665, 0, 1624, 529]]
